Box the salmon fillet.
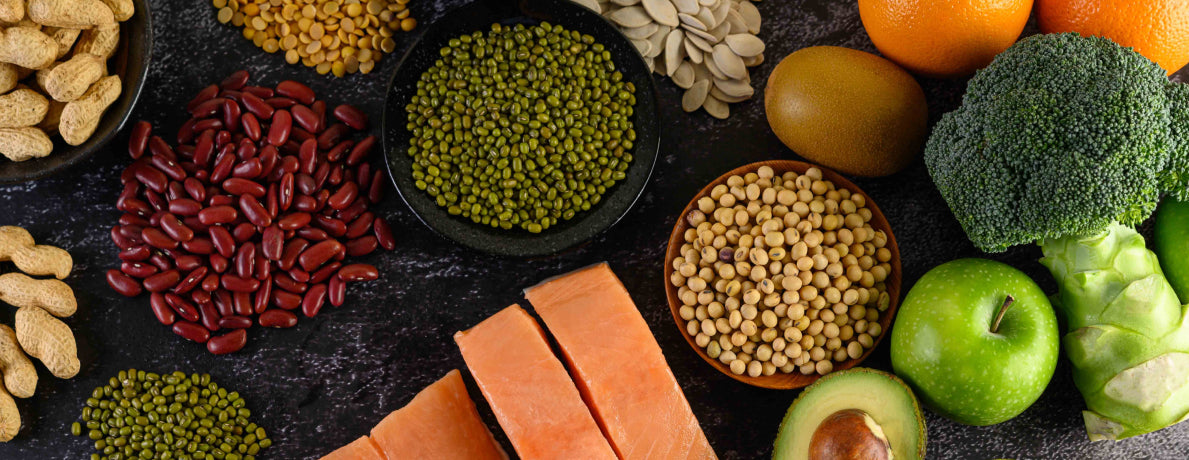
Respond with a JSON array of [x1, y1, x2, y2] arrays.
[[525, 263, 718, 460], [368, 370, 507, 460], [320, 436, 385, 460], [455, 304, 618, 460]]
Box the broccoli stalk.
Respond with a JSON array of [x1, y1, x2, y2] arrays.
[[925, 33, 1189, 440]]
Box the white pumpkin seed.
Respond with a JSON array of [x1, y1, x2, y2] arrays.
[[713, 77, 754, 98], [678, 12, 706, 31], [712, 0, 730, 26], [572, 0, 602, 13], [692, 62, 712, 82], [725, 34, 764, 57], [672, 61, 695, 88], [742, 53, 763, 67], [609, 6, 653, 28], [698, 0, 715, 6], [686, 33, 713, 52], [622, 23, 659, 39], [645, 57, 655, 72], [726, 10, 747, 34], [682, 80, 711, 112], [631, 38, 652, 56], [673, 0, 699, 14], [685, 25, 717, 43], [737, 1, 760, 34], [703, 94, 729, 119], [642, 0, 679, 27], [664, 28, 686, 76], [711, 84, 752, 102], [708, 21, 730, 42], [685, 39, 704, 63], [712, 43, 747, 79], [695, 6, 717, 29], [704, 54, 728, 79], [610, 0, 640, 5], [653, 55, 667, 75]]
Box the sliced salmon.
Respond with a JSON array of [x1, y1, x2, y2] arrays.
[[320, 436, 385, 460], [369, 370, 507, 460], [525, 263, 718, 460], [455, 304, 618, 460]]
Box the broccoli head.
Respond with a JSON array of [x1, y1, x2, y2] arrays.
[[924, 33, 1189, 252]]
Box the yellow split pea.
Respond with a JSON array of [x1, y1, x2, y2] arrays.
[[671, 166, 893, 378], [212, 0, 417, 77]]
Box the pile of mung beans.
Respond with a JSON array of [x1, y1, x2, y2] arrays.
[[670, 166, 893, 377], [73, 369, 270, 460], [105, 71, 389, 355], [213, 0, 416, 77], [406, 22, 637, 233]]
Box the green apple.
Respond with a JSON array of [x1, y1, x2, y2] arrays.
[[890, 258, 1059, 426]]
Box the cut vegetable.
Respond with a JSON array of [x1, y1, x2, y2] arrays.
[[368, 370, 507, 460], [525, 263, 717, 460], [455, 305, 616, 460], [320, 436, 385, 460]]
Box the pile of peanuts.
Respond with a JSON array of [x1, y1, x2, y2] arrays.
[[105, 70, 393, 354], [213, 0, 416, 77], [670, 166, 893, 378]]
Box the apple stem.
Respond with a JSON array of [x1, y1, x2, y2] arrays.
[[991, 295, 1014, 334]]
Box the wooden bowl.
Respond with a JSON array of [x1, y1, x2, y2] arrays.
[[663, 160, 901, 389]]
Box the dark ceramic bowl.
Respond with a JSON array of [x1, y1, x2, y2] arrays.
[[383, 0, 659, 257], [0, 0, 153, 184]]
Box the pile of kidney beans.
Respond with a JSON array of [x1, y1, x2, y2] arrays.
[[105, 71, 394, 355]]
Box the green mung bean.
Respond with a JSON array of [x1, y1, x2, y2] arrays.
[[407, 22, 637, 233]]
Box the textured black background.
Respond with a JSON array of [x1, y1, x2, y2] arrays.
[[1, 0, 1189, 459]]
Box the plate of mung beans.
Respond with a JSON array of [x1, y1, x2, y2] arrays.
[[382, 0, 659, 257], [664, 160, 901, 389]]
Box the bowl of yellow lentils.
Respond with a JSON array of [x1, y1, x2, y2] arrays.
[[211, 0, 417, 77], [664, 160, 901, 389]]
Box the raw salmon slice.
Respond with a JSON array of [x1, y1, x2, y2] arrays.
[[368, 369, 507, 460], [455, 304, 617, 460], [526, 263, 718, 460], [320, 436, 385, 460]]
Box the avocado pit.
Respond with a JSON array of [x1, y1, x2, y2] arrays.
[[808, 409, 893, 460]]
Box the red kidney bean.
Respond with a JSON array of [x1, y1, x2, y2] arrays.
[[141, 227, 178, 250], [328, 276, 345, 307], [345, 212, 374, 239], [119, 214, 150, 227], [241, 92, 275, 121], [264, 97, 296, 109], [346, 135, 375, 166], [150, 293, 176, 325], [219, 316, 252, 329], [336, 199, 367, 223], [356, 163, 371, 190], [295, 226, 327, 242], [184, 178, 206, 202], [239, 195, 272, 227], [187, 84, 219, 111], [333, 104, 368, 130], [232, 222, 256, 242], [145, 190, 169, 212], [235, 243, 256, 278], [189, 97, 225, 118], [129, 121, 152, 159], [201, 273, 221, 292], [121, 261, 158, 278], [259, 309, 298, 328], [208, 194, 234, 207], [111, 228, 136, 249], [268, 110, 292, 146], [274, 273, 307, 294], [295, 173, 317, 196], [215, 130, 232, 147], [310, 262, 340, 284], [254, 277, 272, 313], [159, 213, 194, 242], [177, 118, 197, 144], [209, 226, 236, 258], [288, 268, 311, 283], [223, 177, 266, 197], [325, 140, 353, 162], [198, 206, 237, 226], [290, 126, 314, 143], [297, 139, 317, 175], [209, 254, 230, 273], [119, 245, 152, 262], [134, 164, 168, 194], [266, 183, 280, 217], [241, 111, 262, 141], [181, 237, 214, 255], [257, 225, 283, 260], [199, 301, 221, 331], [310, 100, 327, 132], [213, 290, 234, 317], [193, 118, 224, 133], [108, 269, 143, 296], [236, 138, 257, 160], [173, 321, 210, 343], [169, 198, 202, 216], [221, 274, 260, 293], [291, 104, 318, 133], [208, 330, 248, 355], [148, 136, 176, 161], [165, 293, 201, 322], [276, 212, 311, 231], [279, 238, 308, 270], [254, 254, 271, 280], [276, 80, 314, 104], [302, 283, 327, 318], [233, 157, 263, 179], [346, 236, 378, 256], [328, 182, 358, 210], [233, 291, 253, 316], [374, 217, 395, 250], [317, 123, 349, 150], [175, 267, 207, 295], [278, 172, 295, 211], [174, 255, 204, 272], [292, 194, 317, 213], [298, 239, 341, 272], [272, 290, 302, 310], [222, 70, 249, 90], [151, 156, 186, 182], [337, 264, 378, 282]]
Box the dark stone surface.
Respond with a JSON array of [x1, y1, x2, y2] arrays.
[[0, 0, 1187, 459]]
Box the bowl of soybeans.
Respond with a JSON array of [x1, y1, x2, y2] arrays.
[[663, 160, 901, 389]]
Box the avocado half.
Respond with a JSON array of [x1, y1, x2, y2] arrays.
[[773, 368, 926, 460]]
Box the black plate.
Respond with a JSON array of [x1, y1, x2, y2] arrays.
[[0, 0, 153, 184], [382, 0, 660, 258]]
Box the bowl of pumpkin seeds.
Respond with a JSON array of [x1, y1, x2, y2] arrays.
[[383, 0, 659, 257]]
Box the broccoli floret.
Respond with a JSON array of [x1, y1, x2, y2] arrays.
[[924, 33, 1187, 252]]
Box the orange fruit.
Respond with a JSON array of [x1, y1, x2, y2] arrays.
[[1036, 0, 1189, 75], [858, 0, 1033, 78]]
